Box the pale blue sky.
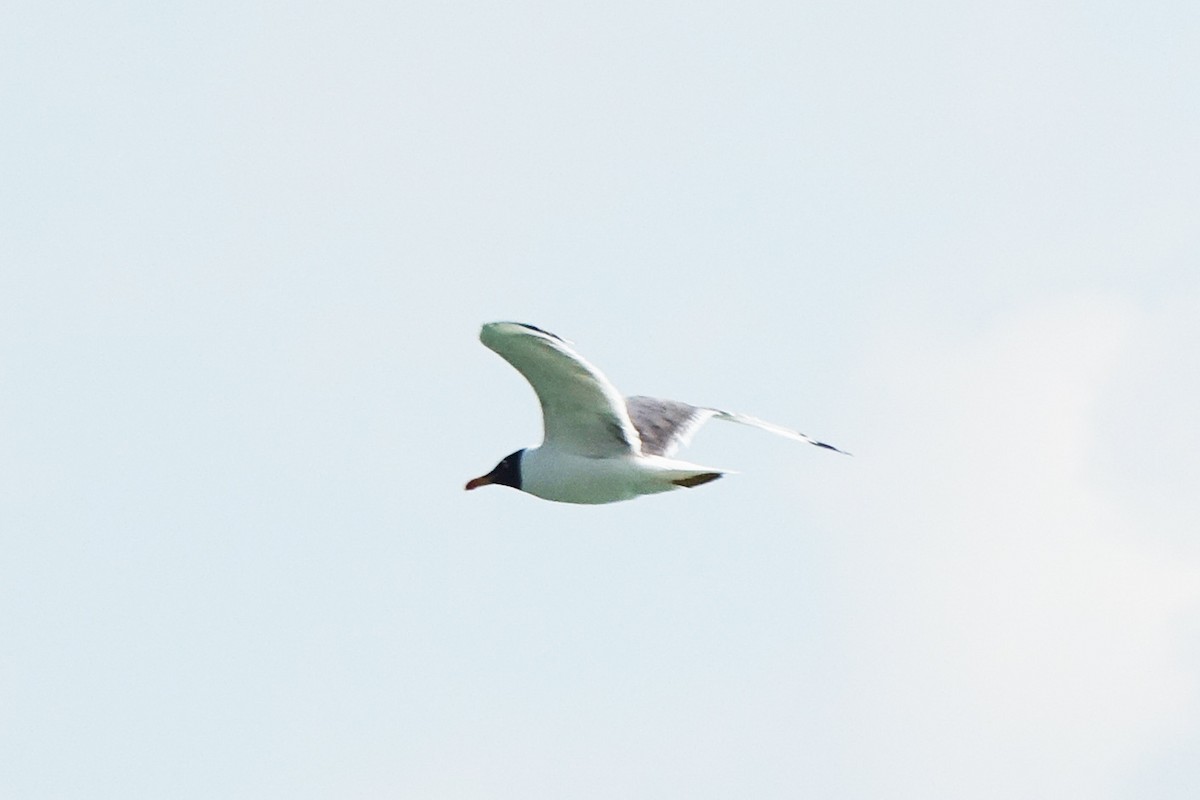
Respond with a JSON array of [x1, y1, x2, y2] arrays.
[[3, 1, 1199, 797]]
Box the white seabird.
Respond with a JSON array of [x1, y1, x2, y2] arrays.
[[465, 322, 848, 504]]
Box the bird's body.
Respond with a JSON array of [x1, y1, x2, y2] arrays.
[[518, 447, 723, 504], [465, 322, 847, 505]]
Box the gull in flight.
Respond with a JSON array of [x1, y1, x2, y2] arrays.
[[465, 322, 848, 504]]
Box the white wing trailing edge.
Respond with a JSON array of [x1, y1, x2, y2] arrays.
[[707, 408, 852, 455]]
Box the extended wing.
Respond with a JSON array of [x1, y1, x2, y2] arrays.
[[479, 322, 641, 457], [626, 395, 851, 457]]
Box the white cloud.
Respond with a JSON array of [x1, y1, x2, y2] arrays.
[[822, 294, 1200, 798]]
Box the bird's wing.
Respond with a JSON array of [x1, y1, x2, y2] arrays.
[[626, 395, 851, 457], [480, 322, 641, 456], [624, 396, 718, 457], [709, 408, 851, 455]]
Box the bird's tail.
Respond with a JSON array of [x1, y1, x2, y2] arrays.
[[671, 472, 724, 488]]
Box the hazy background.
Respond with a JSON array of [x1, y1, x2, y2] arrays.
[[3, 1, 1198, 797]]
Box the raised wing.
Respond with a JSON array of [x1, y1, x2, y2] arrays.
[[626, 395, 851, 457], [625, 396, 718, 457], [479, 322, 641, 456]]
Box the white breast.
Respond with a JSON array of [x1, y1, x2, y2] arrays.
[[519, 447, 724, 505]]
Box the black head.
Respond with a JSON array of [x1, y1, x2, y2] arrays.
[[465, 449, 524, 492]]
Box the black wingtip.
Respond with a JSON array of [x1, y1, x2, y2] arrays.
[[814, 441, 853, 456], [512, 322, 566, 342]]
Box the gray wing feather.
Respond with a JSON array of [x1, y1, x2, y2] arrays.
[[625, 396, 716, 457], [626, 395, 851, 457]]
